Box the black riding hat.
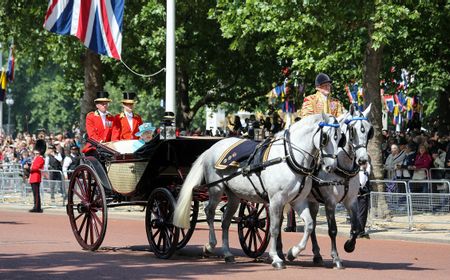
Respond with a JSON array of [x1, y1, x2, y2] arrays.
[[315, 73, 332, 87]]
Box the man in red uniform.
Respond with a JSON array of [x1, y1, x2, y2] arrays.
[[82, 91, 114, 155], [111, 92, 143, 141], [29, 140, 46, 213]]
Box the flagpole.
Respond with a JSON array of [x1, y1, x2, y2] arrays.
[[160, 0, 176, 139], [165, 0, 175, 118]]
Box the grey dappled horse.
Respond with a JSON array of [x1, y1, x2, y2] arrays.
[[173, 113, 345, 269], [286, 104, 373, 269]]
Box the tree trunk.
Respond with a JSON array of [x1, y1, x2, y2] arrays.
[[178, 69, 192, 130], [363, 26, 391, 218], [362, 36, 384, 185], [79, 49, 104, 132]]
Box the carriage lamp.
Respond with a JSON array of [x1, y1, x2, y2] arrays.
[[160, 112, 176, 140]]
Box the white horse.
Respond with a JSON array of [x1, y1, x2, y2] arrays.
[[286, 104, 373, 269], [173, 113, 345, 269]]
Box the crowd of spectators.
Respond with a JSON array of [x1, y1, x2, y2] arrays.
[[3, 118, 450, 185], [382, 127, 450, 196], [0, 127, 82, 181]]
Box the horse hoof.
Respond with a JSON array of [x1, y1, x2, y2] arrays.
[[333, 262, 345, 270], [202, 244, 213, 258], [313, 256, 324, 266], [344, 240, 355, 253], [225, 256, 236, 263], [287, 248, 296, 262], [272, 262, 286, 270]]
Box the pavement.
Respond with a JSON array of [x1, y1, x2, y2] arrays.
[[1, 196, 449, 245]]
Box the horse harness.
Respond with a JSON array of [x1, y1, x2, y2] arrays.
[[201, 120, 341, 203], [310, 116, 371, 204], [238, 121, 339, 202]]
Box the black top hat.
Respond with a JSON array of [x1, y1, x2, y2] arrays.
[[94, 91, 112, 102], [122, 92, 137, 104], [315, 73, 332, 87]]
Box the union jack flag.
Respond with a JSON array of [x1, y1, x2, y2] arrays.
[[43, 0, 124, 60]]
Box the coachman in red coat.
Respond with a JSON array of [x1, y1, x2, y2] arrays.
[[111, 92, 143, 141], [82, 91, 115, 155]]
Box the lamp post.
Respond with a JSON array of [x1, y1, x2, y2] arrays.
[[5, 94, 14, 136]]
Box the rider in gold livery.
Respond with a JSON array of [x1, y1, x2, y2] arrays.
[[300, 73, 345, 118]]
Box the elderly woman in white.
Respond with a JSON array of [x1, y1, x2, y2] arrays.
[[384, 144, 405, 179]]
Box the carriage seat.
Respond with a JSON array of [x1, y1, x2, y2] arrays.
[[103, 140, 141, 154], [215, 138, 272, 170]]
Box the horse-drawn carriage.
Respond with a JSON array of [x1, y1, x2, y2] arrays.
[[66, 135, 270, 259], [66, 104, 373, 270]]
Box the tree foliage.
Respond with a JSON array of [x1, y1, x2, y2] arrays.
[[0, 0, 448, 138]]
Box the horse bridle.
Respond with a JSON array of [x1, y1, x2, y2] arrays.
[[316, 121, 340, 160], [284, 119, 340, 175], [344, 116, 373, 152]]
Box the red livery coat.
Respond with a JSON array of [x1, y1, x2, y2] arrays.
[[29, 155, 45, 184], [111, 112, 143, 141], [82, 110, 115, 154]]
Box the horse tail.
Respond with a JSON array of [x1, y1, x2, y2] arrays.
[[173, 151, 207, 229]]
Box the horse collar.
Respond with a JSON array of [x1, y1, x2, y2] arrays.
[[283, 129, 316, 176]]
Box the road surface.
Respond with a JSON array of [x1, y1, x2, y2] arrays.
[[1, 208, 449, 280]]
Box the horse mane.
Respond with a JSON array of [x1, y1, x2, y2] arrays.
[[276, 114, 324, 136]]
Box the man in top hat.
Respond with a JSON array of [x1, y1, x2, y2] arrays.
[[111, 92, 143, 141], [300, 73, 345, 118], [82, 91, 114, 155]]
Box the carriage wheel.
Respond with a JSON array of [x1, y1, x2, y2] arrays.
[[237, 201, 270, 258], [145, 188, 179, 259], [66, 164, 107, 251], [176, 200, 199, 249]]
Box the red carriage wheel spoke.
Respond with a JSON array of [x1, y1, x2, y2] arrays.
[[146, 188, 179, 259], [67, 165, 107, 251], [78, 214, 88, 235], [238, 201, 270, 258]]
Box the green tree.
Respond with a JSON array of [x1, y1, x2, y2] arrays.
[[212, 0, 450, 180]]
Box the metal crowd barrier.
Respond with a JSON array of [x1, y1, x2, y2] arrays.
[[1, 166, 70, 206], [0, 169, 25, 202], [370, 178, 450, 230], [370, 180, 412, 229], [40, 169, 67, 206], [429, 168, 450, 180]]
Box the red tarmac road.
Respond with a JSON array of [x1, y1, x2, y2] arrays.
[[1, 208, 449, 280]]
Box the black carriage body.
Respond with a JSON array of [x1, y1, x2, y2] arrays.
[[134, 136, 221, 199], [67, 136, 270, 258], [83, 136, 221, 202]]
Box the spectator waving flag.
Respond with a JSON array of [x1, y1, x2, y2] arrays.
[[43, 0, 124, 60]]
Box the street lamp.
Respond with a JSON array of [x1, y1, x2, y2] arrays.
[[5, 94, 14, 136]]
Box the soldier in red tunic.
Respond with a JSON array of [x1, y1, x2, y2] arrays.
[[29, 140, 46, 213], [111, 92, 143, 141], [82, 91, 114, 156]]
